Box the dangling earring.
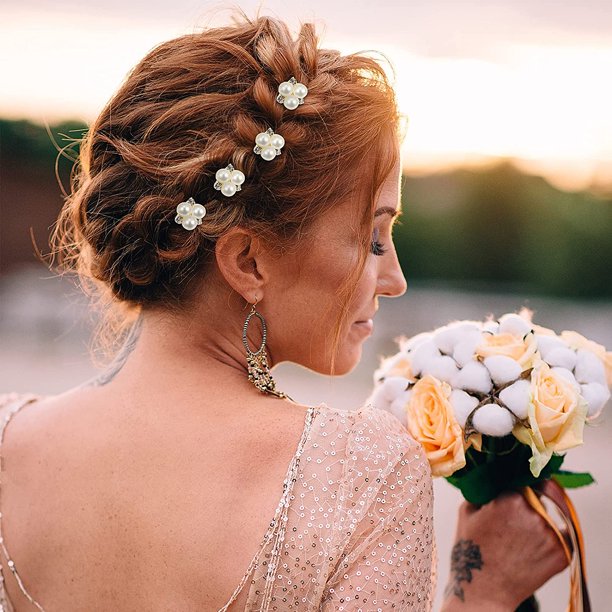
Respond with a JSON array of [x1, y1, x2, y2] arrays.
[[242, 297, 293, 401]]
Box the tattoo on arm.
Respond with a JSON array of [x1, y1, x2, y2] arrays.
[[79, 314, 143, 388], [444, 539, 483, 602]]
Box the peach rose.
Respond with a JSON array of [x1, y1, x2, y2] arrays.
[[406, 375, 466, 477], [560, 330, 612, 387], [475, 330, 539, 369], [513, 362, 588, 477]]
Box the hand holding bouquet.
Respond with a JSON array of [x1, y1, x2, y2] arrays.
[[367, 307, 611, 611]]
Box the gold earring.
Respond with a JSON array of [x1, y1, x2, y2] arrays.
[[242, 298, 293, 401]]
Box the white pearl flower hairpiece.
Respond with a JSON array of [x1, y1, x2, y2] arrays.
[[175, 197, 206, 231], [214, 163, 246, 197], [175, 75, 308, 229], [276, 76, 308, 110], [253, 127, 285, 161]]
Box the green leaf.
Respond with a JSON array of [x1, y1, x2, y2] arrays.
[[552, 470, 595, 488], [444, 447, 566, 505]]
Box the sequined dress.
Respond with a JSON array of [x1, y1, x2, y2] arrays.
[[0, 392, 436, 611]]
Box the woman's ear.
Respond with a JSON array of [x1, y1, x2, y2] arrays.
[[213, 227, 269, 301]]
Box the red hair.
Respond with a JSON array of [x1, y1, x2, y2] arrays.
[[49, 10, 403, 373]]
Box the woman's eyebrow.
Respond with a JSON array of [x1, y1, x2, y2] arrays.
[[374, 206, 402, 219]]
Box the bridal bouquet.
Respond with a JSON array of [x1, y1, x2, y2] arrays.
[[367, 307, 610, 610], [368, 307, 610, 497]]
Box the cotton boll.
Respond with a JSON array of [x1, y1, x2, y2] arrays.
[[418, 354, 444, 378], [365, 383, 391, 411], [388, 390, 413, 427], [581, 382, 611, 419], [483, 355, 522, 386], [410, 339, 441, 376], [499, 379, 531, 419], [433, 325, 463, 356], [422, 355, 460, 384], [472, 403, 515, 436], [401, 332, 434, 353], [456, 321, 484, 333], [482, 319, 500, 334], [373, 351, 412, 383], [574, 348, 607, 386], [453, 331, 484, 367], [453, 361, 493, 394], [551, 367, 581, 393], [499, 313, 532, 338], [535, 334, 568, 361], [545, 347, 577, 371], [380, 376, 412, 403], [450, 389, 479, 428]]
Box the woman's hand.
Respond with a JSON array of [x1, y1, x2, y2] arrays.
[[440, 489, 569, 611]]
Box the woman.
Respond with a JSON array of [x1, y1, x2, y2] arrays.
[[0, 12, 567, 611]]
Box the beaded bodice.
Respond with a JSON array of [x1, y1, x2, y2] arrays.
[[0, 392, 435, 611]]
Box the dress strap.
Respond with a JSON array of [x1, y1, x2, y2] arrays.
[[0, 393, 47, 612], [217, 403, 321, 612]]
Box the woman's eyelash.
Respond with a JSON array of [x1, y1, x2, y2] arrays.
[[371, 227, 388, 256]]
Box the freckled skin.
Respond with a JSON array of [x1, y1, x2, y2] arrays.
[[0, 153, 407, 610]]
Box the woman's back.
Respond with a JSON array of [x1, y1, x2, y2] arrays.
[[0, 389, 435, 611]]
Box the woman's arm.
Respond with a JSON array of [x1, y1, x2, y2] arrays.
[[440, 491, 569, 611]]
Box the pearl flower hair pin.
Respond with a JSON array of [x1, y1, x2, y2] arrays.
[[214, 164, 246, 197], [253, 128, 285, 161], [174, 74, 308, 229], [175, 197, 206, 230], [276, 76, 308, 110]]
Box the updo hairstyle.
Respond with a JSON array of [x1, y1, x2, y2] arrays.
[[49, 10, 403, 372]]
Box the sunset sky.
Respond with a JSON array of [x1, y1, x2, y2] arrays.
[[2, 0, 612, 192]]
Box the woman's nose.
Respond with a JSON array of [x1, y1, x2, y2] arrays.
[[377, 253, 407, 298]]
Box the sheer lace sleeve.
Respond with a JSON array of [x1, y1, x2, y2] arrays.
[[320, 406, 436, 611]]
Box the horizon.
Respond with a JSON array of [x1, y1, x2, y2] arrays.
[[3, 0, 612, 194]]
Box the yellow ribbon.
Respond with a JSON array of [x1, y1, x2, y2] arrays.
[[521, 482, 591, 612]]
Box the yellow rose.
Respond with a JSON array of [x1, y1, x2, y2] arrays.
[[406, 375, 466, 477], [476, 330, 539, 369], [513, 362, 588, 477], [560, 330, 612, 387]]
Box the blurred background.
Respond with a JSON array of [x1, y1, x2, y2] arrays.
[[1, 0, 611, 609]]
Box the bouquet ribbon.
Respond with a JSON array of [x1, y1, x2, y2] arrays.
[[521, 480, 591, 612]]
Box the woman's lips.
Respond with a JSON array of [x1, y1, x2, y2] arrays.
[[353, 319, 374, 334]]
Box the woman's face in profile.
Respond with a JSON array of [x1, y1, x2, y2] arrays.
[[265, 154, 407, 375]]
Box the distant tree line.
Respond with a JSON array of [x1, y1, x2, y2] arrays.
[[1, 119, 610, 299]]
